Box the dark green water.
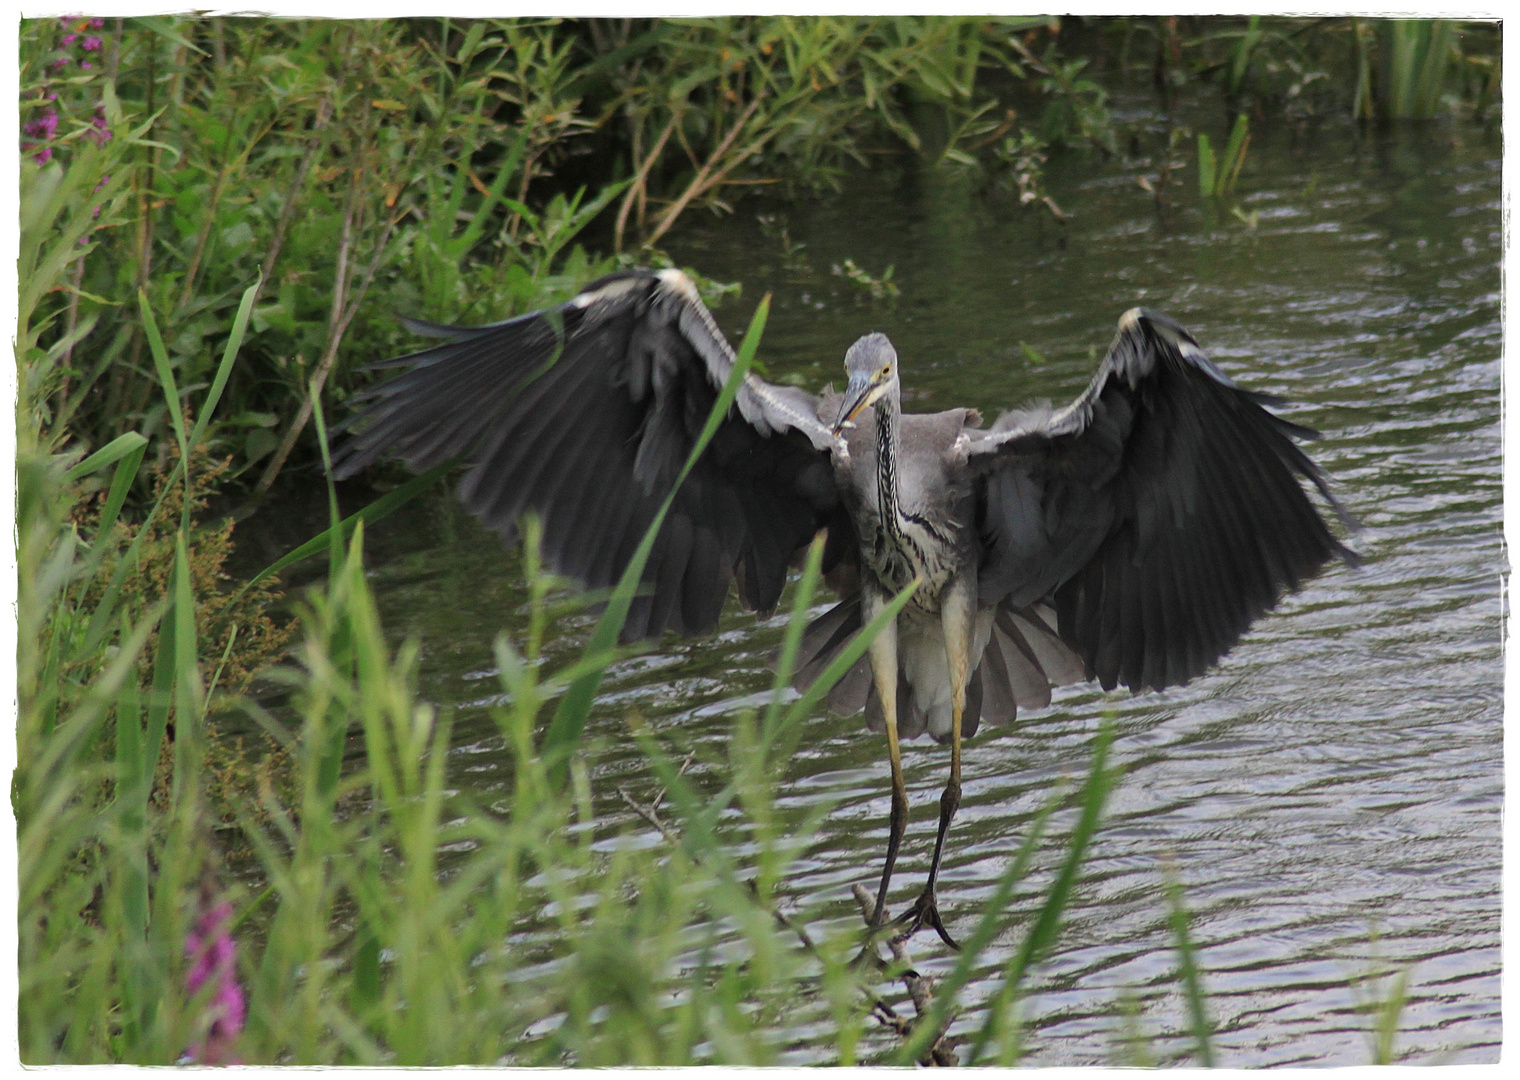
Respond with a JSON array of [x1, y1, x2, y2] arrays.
[[251, 106, 1502, 1065]]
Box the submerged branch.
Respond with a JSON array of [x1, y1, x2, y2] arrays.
[[852, 883, 959, 1066]]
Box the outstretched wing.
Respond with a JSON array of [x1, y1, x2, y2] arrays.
[[334, 268, 848, 639], [967, 308, 1356, 693]]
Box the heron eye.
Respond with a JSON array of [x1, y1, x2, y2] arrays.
[[880, 365, 891, 378]]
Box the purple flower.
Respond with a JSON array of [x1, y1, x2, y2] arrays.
[[23, 108, 59, 139], [184, 900, 245, 1066], [61, 32, 77, 46], [88, 110, 113, 145], [83, 36, 102, 51], [80, 61, 92, 70], [90, 17, 105, 28], [34, 146, 54, 165], [49, 57, 69, 69]]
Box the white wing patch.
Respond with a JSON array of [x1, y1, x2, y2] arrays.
[[653, 269, 839, 452], [571, 274, 644, 309]]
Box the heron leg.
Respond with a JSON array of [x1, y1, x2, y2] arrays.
[[863, 590, 908, 933], [895, 579, 972, 951]]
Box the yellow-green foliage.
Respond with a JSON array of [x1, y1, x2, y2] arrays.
[[71, 445, 294, 698]]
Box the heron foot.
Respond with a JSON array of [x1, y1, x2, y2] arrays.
[[893, 888, 960, 951]]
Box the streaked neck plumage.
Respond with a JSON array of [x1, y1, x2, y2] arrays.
[[874, 388, 907, 542]]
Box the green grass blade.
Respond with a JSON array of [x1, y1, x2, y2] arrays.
[[138, 288, 188, 467], [64, 431, 148, 483], [141, 593, 179, 811], [309, 378, 345, 582], [169, 536, 205, 813], [1372, 966, 1411, 1064], [92, 438, 148, 561], [139, 287, 196, 537], [563, 21, 672, 96], [113, 642, 146, 824], [1197, 134, 1217, 197], [1163, 865, 1215, 1066], [1220, 113, 1250, 194], [541, 295, 772, 780], [763, 534, 826, 733], [77, 475, 177, 656], [187, 274, 261, 453], [1412, 21, 1455, 117]]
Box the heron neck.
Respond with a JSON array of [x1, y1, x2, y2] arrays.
[[873, 394, 906, 534]]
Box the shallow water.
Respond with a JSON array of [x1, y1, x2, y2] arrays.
[[256, 106, 1502, 1065]]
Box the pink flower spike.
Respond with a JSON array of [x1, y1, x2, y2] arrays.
[[62, 33, 77, 45], [84, 36, 102, 51], [35, 147, 54, 165], [184, 898, 245, 1066], [80, 61, 92, 69], [91, 17, 105, 28]]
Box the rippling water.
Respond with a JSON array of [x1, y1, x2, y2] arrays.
[[255, 109, 1502, 1065]]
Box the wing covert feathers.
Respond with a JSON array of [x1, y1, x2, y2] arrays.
[[334, 269, 846, 640]]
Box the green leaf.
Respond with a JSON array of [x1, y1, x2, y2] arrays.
[[1164, 866, 1216, 1067], [94, 439, 149, 543], [65, 432, 148, 483], [139, 289, 188, 464], [1197, 134, 1217, 198], [188, 275, 261, 453], [1219, 113, 1250, 194]]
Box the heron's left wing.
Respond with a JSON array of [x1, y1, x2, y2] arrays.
[[333, 269, 847, 640], [966, 308, 1356, 693]]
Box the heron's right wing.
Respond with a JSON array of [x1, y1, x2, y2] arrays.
[[966, 308, 1356, 693], [334, 269, 849, 639]]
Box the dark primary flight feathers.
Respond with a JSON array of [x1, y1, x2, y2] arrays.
[[334, 269, 1355, 693]]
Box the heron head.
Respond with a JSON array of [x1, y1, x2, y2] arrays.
[[833, 333, 898, 434]]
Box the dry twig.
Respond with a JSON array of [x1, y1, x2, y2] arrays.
[[852, 884, 959, 1066], [644, 96, 764, 248], [614, 113, 678, 252]]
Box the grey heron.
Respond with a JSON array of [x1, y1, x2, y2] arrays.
[[334, 268, 1355, 950]]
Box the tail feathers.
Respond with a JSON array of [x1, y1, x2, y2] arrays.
[[828, 656, 873, 716], [790, 596, 1086, 742], [1001, 604, 1087, 686], [793, 595, 861, 691]]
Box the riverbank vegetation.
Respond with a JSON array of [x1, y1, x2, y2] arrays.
[[17, 14, 1486, 1065]]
